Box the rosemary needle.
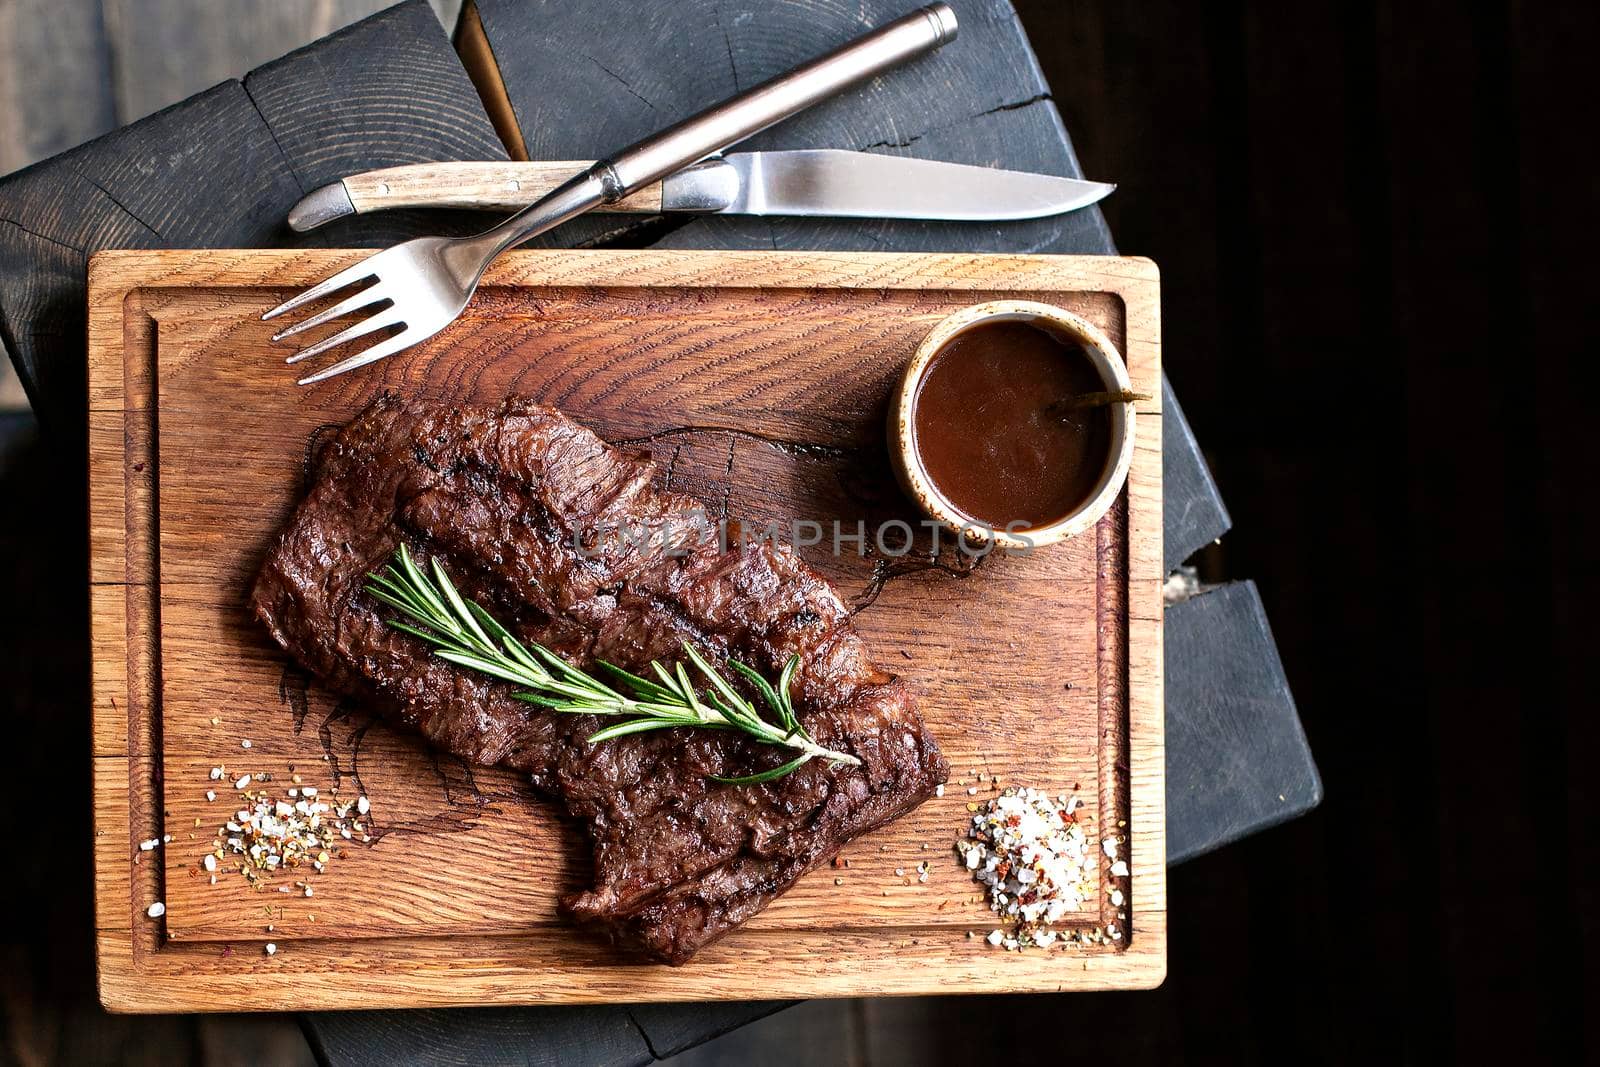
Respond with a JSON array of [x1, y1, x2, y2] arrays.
[[364, 546, 860, 784]]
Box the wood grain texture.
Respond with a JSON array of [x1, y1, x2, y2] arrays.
[[87, 248, 1164, 1011], [640, 0, 1115, 256], [305, 1006, 653, 1067], [240, 0, 509, 248], [470, 0, 1121, 256], [1160, 378, 1231, 567], [0, 0, 495, 424], [1164, 581, 1320, 864], [0, 82, 297, 421], [99, 0, 461, 125], [468, 0, 747, 249]]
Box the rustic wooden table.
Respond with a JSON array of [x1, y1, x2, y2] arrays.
[[0, 1, 1318, 1062]]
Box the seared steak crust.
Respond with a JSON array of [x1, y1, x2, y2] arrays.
[[252, 395, 947, 963]]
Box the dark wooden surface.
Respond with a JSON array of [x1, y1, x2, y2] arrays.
[[0, 0, 1358, 1062], [302, 1002, 791, 1067], [305, 1007, 656, 1067], [0, 0, 462, 410], [2, 0, 1592, 1063], [0, 0, 501, 423], [0, 0, 459, 173], [98, 0, 461, 126], [1162, 580, 1317, 863]]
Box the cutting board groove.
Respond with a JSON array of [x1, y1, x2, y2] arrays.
[[89, 249, 1164, 1011]]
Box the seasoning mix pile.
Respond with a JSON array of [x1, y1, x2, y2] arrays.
[[956, 786, 1123, 950], [202, 764, 372, 891]]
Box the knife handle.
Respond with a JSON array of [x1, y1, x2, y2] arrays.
[[342, 162, 664, 215]]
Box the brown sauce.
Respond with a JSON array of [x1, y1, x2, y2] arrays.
[[911, 319, 1112, 530]]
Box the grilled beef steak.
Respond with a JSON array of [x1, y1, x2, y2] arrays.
[[252, 395, 948, 963]]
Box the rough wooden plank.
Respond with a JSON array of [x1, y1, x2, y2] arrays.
[[0, 82, 300, 424], [1161, 377, 1231, 567], [302, 1007, 653, 1067], [0, 0, 499, 423], [242, 0, 509, 246], [468, 0, 735, 248], [71, 83, 308, 248], [242, 0, 503, 181], [0, 219, 95, 420], [629, 1001, 793, 1060], [99, 0, 460, 126], [88, 248, 1164, 1010], [640, 0, 1113, 256], [1163, 581, 1320, 864]]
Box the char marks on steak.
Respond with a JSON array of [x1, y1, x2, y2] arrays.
[[252, 395, 947, 963]]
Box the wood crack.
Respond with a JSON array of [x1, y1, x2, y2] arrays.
[[714, 0, 740, 91], [0, 214, 87, 255], [625, 1008, 663, 1059], [64, 162, 163, 240], [579, 52, 658, 112], [239, 76, 308, 197], [609, 424, 853, 460]]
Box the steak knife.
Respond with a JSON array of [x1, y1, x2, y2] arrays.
[[286, 150, 1114, 231]]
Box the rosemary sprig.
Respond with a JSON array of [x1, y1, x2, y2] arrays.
[[363, 546, 860, 784]]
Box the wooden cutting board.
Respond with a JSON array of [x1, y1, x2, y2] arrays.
[[89, 249, 1164, 1011]]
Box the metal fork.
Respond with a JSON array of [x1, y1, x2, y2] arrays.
[[265, 3, 958, 385]]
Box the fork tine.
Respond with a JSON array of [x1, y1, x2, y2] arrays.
[[297, 328, 421, 386], [283, 308, 404, 366], [261, 257, 382, 322], [271, 290, 392, 342]]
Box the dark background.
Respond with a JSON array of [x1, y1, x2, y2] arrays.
[[1021, 0, 1595, 1060], [2, 0, 1594, 1063]]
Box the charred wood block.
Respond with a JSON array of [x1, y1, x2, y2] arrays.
[[0, 0, 500, 423], [1165, 580, 1322, 864], [243, 0, 508, 247]]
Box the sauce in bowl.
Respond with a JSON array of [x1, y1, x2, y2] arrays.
[[911, 319, 1113, 530]]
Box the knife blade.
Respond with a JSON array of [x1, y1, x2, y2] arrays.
[[286, 150, 1114, 231]]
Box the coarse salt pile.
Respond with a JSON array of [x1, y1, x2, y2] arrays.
[[203, 770, 371, 890], [955, 787, 1097, 950]]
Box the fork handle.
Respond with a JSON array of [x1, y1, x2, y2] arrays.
[[473, 4, 957, 258], [599, 4, 957, 195]]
